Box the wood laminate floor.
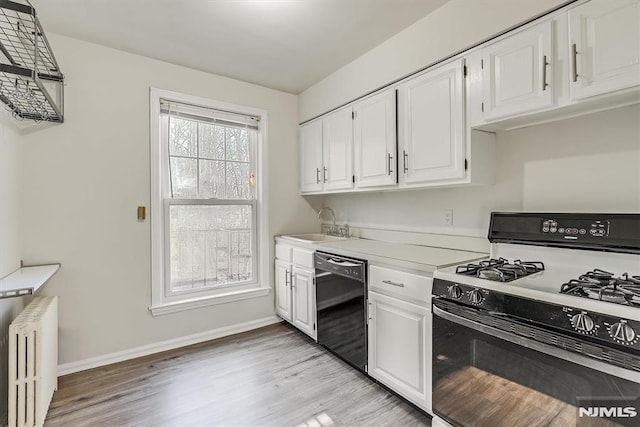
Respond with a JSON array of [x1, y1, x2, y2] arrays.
[[45, 322, 431, 427]]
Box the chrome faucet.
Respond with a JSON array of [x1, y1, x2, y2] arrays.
[[317, 207, 349, 238], [318, 207, 336, 227]]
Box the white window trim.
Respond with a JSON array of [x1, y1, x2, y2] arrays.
[[149, 88, 270, 316]]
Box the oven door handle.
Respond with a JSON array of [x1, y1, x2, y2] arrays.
[[432, 305, 640, 383], [487, 310, 529, 323]]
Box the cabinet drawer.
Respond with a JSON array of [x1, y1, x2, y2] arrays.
[[292, 248, 315, 269], [275, 244, 293, 262], [369, 265, 432, 305]]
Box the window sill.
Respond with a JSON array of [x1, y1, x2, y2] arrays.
[[149, 287, 271, 316]]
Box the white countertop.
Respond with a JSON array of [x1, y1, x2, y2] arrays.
[[276, 235, 487, 275]]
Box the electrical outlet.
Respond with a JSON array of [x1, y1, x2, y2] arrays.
[[442, 209, 453, 226]]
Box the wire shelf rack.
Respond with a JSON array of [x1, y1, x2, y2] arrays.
[[0, 0, 63, 122]]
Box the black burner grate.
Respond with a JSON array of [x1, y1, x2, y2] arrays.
[[455, 258, 545, 282], [560, 269, 640, 306]]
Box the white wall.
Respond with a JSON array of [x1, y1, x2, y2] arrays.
[[0, 109, 25, 424], [20, 33, 319, 365], [324, 105, 640, 237], [299, 0, 567, 122]]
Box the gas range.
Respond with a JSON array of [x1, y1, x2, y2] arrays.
[[432, 212, 640, 427], [433, 213, 640, 370], [435, 213, 640, 318], [435, 245, 640, 320], [454, 257, 640, 306]]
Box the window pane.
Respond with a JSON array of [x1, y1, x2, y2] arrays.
[[169, 117, 197, 157], [169, 204, 253, 292], [170, 157, 198, 198], [199, 124, 225, 160], [226, 128, 250, 162], [226, 161, 250, 199], [199, 159, 225, 199]]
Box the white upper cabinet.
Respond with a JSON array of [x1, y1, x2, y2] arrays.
[[299, 120, 323, 193], [353, 89, 397, 189], [482, 20, 554, 120], [398, 59, 466, 186], [299, 89, 398, 194], [569, 0, 640, 100], [322, 107, 354, 191]]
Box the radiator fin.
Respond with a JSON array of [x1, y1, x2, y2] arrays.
[[8, 296, 58, 427]]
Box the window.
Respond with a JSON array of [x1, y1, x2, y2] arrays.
[[150, 89, 270, 315]]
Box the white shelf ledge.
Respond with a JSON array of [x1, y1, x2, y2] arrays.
[[0, 264, 60, 299]]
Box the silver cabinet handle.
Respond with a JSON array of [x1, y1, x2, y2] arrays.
[[316, 168, 320, 184], [367, 301, 372, 321], [403, 150, 408, 174], [285, 269, 290, 287], [291, 273, 295, 288], [572, 43, 578, 83], [323, 166, 328, 183], [542, 55, 549, 91], [388, 153, 393, 175], [382, 279, 405, 287]]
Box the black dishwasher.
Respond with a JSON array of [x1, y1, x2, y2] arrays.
[[314, 251, 367, 372]]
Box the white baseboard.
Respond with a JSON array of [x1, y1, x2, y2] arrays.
[[58, 315, 282, 376]]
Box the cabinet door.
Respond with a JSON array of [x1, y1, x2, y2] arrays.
[[299, 120, 323, 193], [398, 59, 466, 186], [275, 259, 292, 322], [353, 89, 397, 188], [569, 0, 640, 100], [482, 20, 553, 120], [292, 266, 316, 339], [368, 291, 431, 412], [322, 108, 354, 191]]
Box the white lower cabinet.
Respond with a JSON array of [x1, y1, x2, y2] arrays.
[[292, 266, 316, 338], [276, 243, 434, 411], [275, 243, 316, 340], [367, 265, 432, 412], [275, 259, 292, 322]]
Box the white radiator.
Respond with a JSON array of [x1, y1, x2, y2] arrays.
[[8, 297, 58, 427]]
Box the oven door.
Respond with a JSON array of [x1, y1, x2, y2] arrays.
[[433, 300, 640, 427]]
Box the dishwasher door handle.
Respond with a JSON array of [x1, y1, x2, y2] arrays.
[[325, 258, 363, 267]]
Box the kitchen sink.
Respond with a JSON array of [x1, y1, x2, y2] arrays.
[[283, 233, 351, 244]]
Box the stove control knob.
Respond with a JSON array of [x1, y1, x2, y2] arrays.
[[570, 312, 595, 333], [447, 285, 463, 299], [469, 289, 484, 305], [610, 321, 636, 344]]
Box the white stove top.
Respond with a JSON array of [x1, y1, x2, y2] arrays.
[[434, 243, 640, 320]]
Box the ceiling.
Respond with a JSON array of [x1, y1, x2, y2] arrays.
[[30, 0, 449, 94]]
